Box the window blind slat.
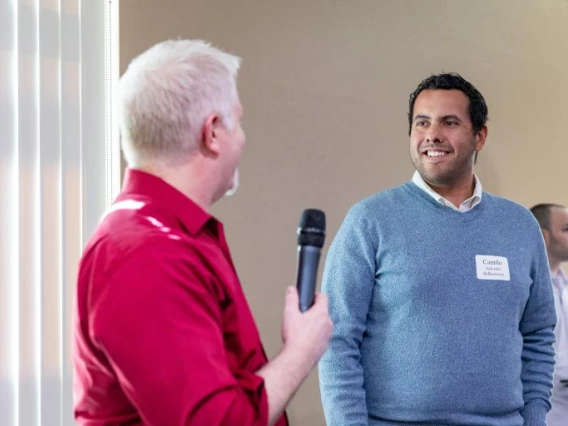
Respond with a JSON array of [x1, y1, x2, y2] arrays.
[[0, 0, 20, 424], [38, 0, 63, 423], [17, 0, 40, 424], [61, 0, 82, 422]]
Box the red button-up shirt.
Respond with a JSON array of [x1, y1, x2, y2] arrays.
[[73, 169, 288, 426]]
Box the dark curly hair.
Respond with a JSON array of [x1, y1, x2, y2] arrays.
[[408, 73, 488, 136]]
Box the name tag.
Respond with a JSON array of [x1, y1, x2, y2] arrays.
[[475, 255, 510, 281]]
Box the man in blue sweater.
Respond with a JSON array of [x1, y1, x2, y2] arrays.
[[319, 73, 556, 426]]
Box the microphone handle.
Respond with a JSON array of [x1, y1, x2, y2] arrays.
[[296, 245, 321, 312]]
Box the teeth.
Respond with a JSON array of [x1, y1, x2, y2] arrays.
[[426, 151, 447, 157]]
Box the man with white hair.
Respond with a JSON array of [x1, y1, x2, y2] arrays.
[[530, 203, 568, 426], [73, 39, 332, 426]]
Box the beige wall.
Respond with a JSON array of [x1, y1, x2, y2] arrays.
[[119, 1, 568, 424]]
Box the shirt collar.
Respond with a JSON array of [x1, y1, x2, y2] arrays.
[[552, 268, 568, 289], [412, 171, 483, 212], [119, 168, 217, 235]]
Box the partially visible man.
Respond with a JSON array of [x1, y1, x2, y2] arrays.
[[531, 203, 568, 426], [319, 72, 556, 425], [73, 39, 332, 426]]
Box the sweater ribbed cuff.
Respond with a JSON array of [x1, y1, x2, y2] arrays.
[[520, 401, 548, 426]]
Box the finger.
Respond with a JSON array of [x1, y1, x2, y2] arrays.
[[284, 286, 299, 312]]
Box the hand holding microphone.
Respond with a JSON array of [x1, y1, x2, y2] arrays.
[[278, 209, 332, 377], [257, 209, 332, 422]]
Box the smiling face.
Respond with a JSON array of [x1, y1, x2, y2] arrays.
[[409, 89, 487, 189]]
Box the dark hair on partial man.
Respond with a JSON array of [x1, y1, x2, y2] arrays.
[[407, 72, 489, 136], [530, 203, 566, 230]]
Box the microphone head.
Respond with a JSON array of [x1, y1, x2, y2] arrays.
[[297, 208, 326, 248]]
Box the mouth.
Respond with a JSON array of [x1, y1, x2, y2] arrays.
[[422, 149, 450, 158]]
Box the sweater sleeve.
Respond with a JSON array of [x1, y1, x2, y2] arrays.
[[519, 226, 556, 426], [318, 204, 377, 425]]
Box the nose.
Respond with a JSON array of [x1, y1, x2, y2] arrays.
[[425, 124, 442, 143]]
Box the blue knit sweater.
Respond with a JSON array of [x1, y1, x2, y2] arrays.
[[319, 182, 556, 426]]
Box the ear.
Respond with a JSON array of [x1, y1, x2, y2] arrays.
[[475, 125, 488, 152], [201, 112, 222, 156]]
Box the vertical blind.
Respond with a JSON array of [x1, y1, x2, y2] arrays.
[[0, 0, 119, 424]]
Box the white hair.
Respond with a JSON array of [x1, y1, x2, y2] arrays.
[[118, 39, 242, 167]]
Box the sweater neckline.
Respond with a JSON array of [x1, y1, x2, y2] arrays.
[[403, 181, 487, 222]]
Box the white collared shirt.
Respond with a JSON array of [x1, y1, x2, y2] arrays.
[[548, 268, 568, 425], [412, 171, 482, 213]]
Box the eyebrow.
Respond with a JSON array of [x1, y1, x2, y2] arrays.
[[441, 114, 462, 122], [413, 114, 430, 122], [413, 114, 463, 122]]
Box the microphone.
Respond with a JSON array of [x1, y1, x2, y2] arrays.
[[296, 209, 326, 312]]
